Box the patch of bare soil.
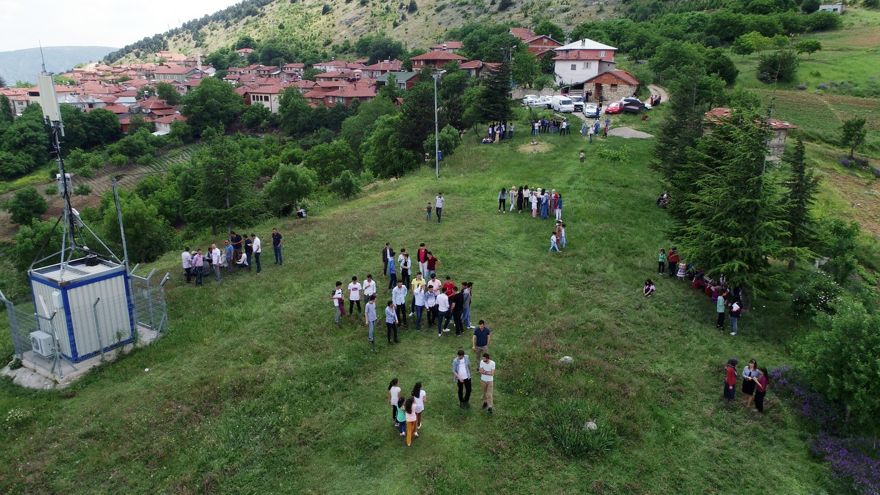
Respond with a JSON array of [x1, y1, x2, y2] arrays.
[[518, 141, 553, 154]]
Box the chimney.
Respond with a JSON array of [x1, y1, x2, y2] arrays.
[[581, 39, 585, 47]]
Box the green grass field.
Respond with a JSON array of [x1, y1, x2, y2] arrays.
[[0, 116, 842, 494]]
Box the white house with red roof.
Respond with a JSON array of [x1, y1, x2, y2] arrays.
[[410, 50, 468, 69], [553, 39, 617, 87], [245, 84, 286, 113]]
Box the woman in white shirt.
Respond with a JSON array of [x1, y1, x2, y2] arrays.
[[388, 378, 402, 426], [411, 382, 427, 433]]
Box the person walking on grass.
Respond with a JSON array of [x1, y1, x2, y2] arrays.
[[658, 248, 667, 274], [181, 247, 192, 283], [192, 249, 204, 285], [453, 349, 472, 408], [387, 255, 398, 290], [348, 276, 362, 315], [549, 232, 560, 252], [332, 281, 344, 326], [754, 368, 769, 413], [462, 282, 474, 329], [729, 299, 742, 336], [473, 320, 491, 358], [498, 187, 507, 213], [425, 286, 438, 327], [412, 382, 427, 432], [479, 353, 496, 414], [417, 243, 429, 281], [413, 283, 425, 330], [395, 397, 406, 437], [385, 300, 399, 344], [436, 289, 450, 337], [741, 360, 760, 408], [723, 358, 738, 401], [392, 281, 408, 327], [448, 285, 465, 336], [365, 295, 377, 349], [404, 397, 417, 446], [435, 193, 444, 223], [716, 290, 727, 330], [410, 272, 425, 315], [211, 244, 221, 282], [388, 378, 402, 426], [271, 228, 283, 265]]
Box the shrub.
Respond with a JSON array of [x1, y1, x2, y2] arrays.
[[74, 184, 92, 196], [110, 153, 128, 167], [540, 399, 616, 458], [6, 187, 48, 225], [4, 408, 34, 431], [44, 185, 58, 195], [757, 50, 799, 83], [498, 0, 513, 10], [595, 144, 628, 162], [329, 170, 361, 198], [791, 271, 841, 317], [322, 3, 331, 14]]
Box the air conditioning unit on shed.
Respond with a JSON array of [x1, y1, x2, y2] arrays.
[[30, 331, 54, 358]]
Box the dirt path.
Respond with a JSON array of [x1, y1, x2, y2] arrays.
[[648, 84, 669, 104]]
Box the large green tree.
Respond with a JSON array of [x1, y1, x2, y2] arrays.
[[511, 47, 539, 88], [99, 191, 173, 263], [278, 88, 313, 136], [533, 20, 565, 42], [1, 104, 49, 173], [397, 82, 436, 152], [155, 82, 182, 106], [677, 111, 790, 293], [263, 164, 317, 215], [481, 60, 513, 123], [0, 94, 13, 124], [83, 108, 122, 147], [182, 77, 244, 136], [363, 114, 419, 177], [301, 139, 357, 184], [438, 67, 471, 130], [340, 96, 398, 155], [12, 220, 63, 272], [784, 137, 819, 269], [839, 117, 867, 159], [6, 186, 48, 225]]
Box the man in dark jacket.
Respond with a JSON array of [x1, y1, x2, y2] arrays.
[[382, 242, 394, 277]]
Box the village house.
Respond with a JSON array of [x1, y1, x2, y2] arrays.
[[460, 60, 500, 79], [818, 3, 845, 13], [510, 28, 562, 58], [154, 65, 199, 83], [282, 63, 305, 80], [376, 71, 419, 91], [704, 107, 798, 162], [321, 81, 377, 107], [553, 39, 617, 90], [431, 41, 464, 53], [362, 60, 403, 79], [582, 69, 640, 103], [243, 84, 285, 114], [410, 50, 468, 70], [153, 114, 187, 135]]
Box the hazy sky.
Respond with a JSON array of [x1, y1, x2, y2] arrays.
[[0, 0, 243, 52]]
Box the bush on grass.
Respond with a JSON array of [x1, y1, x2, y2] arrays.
[[540, 398, 616, 458], [791, 271, 841, 317]]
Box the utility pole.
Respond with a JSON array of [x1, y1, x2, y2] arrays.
[[433, 71, 442, 179]]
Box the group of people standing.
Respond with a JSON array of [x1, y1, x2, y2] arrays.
[[579, 118, 611, 143], [530, 118, 571, 136], [180, 228, 284, 285], [480, 122, 514, 144], [499, 185, 564, 222], [388, 350, 498, 447], [724, 358, 770, 413]]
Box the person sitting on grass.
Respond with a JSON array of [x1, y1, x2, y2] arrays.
[[656, 191, 669, 208], [643, 279, 656, 297], [235, 251, 249, 268]]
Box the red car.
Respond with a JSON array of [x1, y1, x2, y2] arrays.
[[604, 102, 624, 115]]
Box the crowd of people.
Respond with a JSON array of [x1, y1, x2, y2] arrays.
[[480, 122, 514, 144], [530, 117, 574, 136], [495, 186, 567, 253], [180, 228, 285, 285], [388, 349, 497, 446], [579, 117, 611, 142], [724, 358, 770, 413]]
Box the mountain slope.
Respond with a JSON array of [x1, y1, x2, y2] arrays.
[[109, 0, 614, 61], [0, 46, 115, 85]]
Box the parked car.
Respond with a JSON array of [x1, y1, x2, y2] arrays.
[[620, 97, 646, 113], [583, 103, 600, 118], [551, 95, 575, 113], [522, 95, 540, 107], [604, 102, 624, 115], [569, 95, 585, 112]]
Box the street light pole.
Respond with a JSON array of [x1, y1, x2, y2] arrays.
[[433, 71, 440, 179]]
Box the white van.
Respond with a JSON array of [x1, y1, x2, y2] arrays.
[[551, 95, 575, 113]]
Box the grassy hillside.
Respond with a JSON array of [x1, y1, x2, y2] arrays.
[[0, 111, 842, 493], [132, 0, 615, 59]]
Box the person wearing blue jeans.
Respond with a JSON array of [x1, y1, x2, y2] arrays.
[[387, 257, 397, 290], [436, 290, 450, 336], [365, 295, 377, 349], [413, 285, 425, 330], [462, 282, 473, 329], [385, 300, 399, 343], [271, 228, 283, 265]]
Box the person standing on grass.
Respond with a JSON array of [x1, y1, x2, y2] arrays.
[[425, 202, 432, 221], [332, 281, 344, 326], [410, 272, 425, 315], [404, 397, 417, 446], [754, 368, 769, 413], [244, 235, 254, 271], [436, 289, 450, 337], [271, 228, 283, 265], [252, 233, 262, 273], [549, 232, 560, 252], [716, 290, 727, 329], [181, 247, 193, 283], [211, 244, 222, 282], [530, 190, 539, 217], [479, 353, 496, 414], [392, 281, 408, 327], [426, 252, 438, 278], [588, 121, 595, 143], [723, 358, 738, 401], [417, 243, 429, 280], [413, 282, 426, 330], [555, 195, 563, 222], [385, 300, 399, 344], [509, 186, 517, 212], [223, 240, 233, 272], [560, 222, 567, 248], [741, 360, 760, 408], [453, 349, 472, 408], [365, 295, 377, 349], [540, 189, 550, 220], [412, 382, 427, 432], [435, 193, 444, 223], [516, 186, 524, 213], [387, 255, 398, 290], [425, 286, 438, 327], [388, 378, 402, 426], [192, 249, 204, 286], [382, 243, 394, 277], [462, 282, 474, 329], [363, 274, 377, 301], [498, 187, 507, 213], [666, 247, 679, 277], [348, 276, 362, 315], [400, 252, 412, 288], [230, 231, 243, 267], [448, 286, 465, 336], [473, 320, 491, 357], [395, 397, 407, 437], [729, 299, 742, 336], [657, 248, 667, 274]]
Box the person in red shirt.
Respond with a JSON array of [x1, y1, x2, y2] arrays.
[[417, 243, 429, 277], [723, 358, 738, 401], [442, 277, 456, 297], [666, 248, 680, 277], [754, 368, 769, 413], [426, 252, 438, 278]]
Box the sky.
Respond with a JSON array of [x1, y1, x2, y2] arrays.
[[0, 0, 244, 52]]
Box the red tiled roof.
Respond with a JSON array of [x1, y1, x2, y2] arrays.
[[154, 114, 186, 124], [283, 63, 305, 69], [363, 59, 403, 71], [768, 118, 797, 130], [102, 104, 129, 114], [460, 60, 483, 69], [410, 50, 468, 61], [324, 84, 377, 98], [431, 41, 463, 50], [154, 65, 190, 75], [583, 70, 639, 86], [292, 80, 317, 89], [510, 27, 536, 41]]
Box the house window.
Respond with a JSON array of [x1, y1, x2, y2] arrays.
[[610, 84, 618, 91], [570, 64, 577, 71], [599, 50, 606, 57], [582, 62, 591, 69]]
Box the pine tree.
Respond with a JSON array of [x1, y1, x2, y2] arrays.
[[784, 137, 819, 269], [481, 60, 513, 123], [677, 111, 790, 295]]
